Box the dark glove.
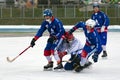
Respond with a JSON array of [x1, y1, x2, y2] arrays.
[[69, 29, 75, 34], [92, 53, 98, 62], [47, 35, 57, 43], [30, 38, 36, 47]]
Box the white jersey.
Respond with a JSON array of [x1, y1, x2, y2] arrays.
[[58, 38, 83, 55]]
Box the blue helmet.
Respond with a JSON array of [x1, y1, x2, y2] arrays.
[[43, 9, 53, 17], [93, 2, 100, 8]]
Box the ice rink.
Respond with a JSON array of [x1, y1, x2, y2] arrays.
[[0, 31, 120, 80]]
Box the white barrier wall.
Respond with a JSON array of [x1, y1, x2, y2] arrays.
[[0, 25, 120, 29]]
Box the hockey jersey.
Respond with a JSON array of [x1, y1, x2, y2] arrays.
[[70, 22, 101, 49], [34, 17, 65, 40], [58, 37, 83, 55], [91, 11, 110, 29]]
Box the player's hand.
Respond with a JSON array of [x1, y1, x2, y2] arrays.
[[59, 52, 67, 59], [48, 35, 57, 43], [30, 38, 36, 47], [68, 29, 74, 34], [101, 26, 105, 32], [52, 35, 57, 40]]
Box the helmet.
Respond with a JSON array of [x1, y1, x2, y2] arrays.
[[43, 9, 53, 17], [64, 32, 74, 40], [85, 19, 96, 28], [93, 2, 100, 8]]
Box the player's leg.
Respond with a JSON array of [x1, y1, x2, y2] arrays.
[[64, 56, 75, 70], [53, 50, 63, 70], [74, 45, 94, 72], [80, 45, 92, 66], [92, 44, 102, 62], [51, 40, 63, 70], [44, 50, 54, 70], [101, 32, 107, 57], [44, 43, 53, 70]]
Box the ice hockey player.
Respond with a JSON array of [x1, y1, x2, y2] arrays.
[[91, 2, 110, 57], [68, 19, 102, 72], [58, 32, 92, 72], [30, 9, 65, 70]]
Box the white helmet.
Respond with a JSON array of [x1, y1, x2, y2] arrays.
[[85, 19, 96, 28]]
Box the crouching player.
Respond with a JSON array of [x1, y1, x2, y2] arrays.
[[68, 19, 102, 72], [58, 32, 92, 71]]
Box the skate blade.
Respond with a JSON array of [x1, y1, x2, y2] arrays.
[[73, 69, 83, 73], [73, 65, 82, 72], [101, 57, 108, 59], [84, 63, 92, 69], [53, 68, 65, 72], [43, 68, 53, 71]]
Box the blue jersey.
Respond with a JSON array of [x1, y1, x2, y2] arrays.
[[71, 22, 101, 48], [34, 17, 65, 40], [91, 11, 110, 29], [91, 11, 109, 45]]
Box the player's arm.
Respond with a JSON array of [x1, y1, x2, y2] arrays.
[[69, 21, 85, 34], [55, 22, 65, 39], [103, 13, 110, 27], [101, 12, 110, 32], [30, 22, 47, 47]]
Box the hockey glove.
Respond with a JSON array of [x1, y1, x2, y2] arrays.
[[30, 38, 36, 47], [69, 29, 75, 34], [92, 53, 98, 62], [101, 26, 108, 32], [47, 35, 57, 43]]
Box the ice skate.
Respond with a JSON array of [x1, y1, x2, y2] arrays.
[[44, 61, 53, 71], [84, 61, 92, 68], [54, 63, 64, 71], [73, 63, 83, 72], [101, 51, 107, 57]]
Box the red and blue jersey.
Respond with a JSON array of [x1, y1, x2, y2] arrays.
[[71, 21, 101, 49], [91, 11, 110, 31], [34, 17, 65, 40]]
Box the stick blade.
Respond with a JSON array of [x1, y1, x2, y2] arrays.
[[6, 57, 14, 63], [62, 60, 71, 63]]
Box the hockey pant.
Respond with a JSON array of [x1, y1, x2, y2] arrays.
[[80, 44, 102, 66], [99, 32, 107, 45]]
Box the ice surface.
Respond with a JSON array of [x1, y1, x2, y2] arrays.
[[0, 32, 120, 80]]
